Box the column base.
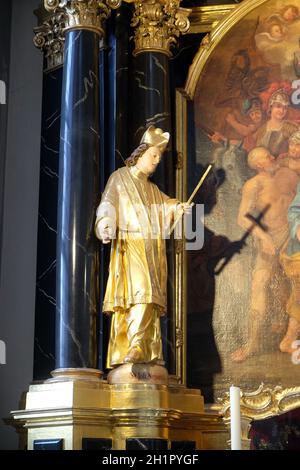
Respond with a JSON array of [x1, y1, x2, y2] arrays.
[[47, 367, 103, 383], [10, 376, 229, 450]]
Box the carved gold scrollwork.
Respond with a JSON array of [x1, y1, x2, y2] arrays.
[[44, 0, 61, 9], [107, 0, 122, 8], [212, 383, 300, 449], [176, 327, 183, 348], [131, 0, 191, 57], [217, 383, 300, 421], [176, 151, 183, 170]]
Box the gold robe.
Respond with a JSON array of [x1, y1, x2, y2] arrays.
[[95, 165, 179, 366]]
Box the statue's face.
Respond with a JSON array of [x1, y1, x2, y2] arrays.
[[136, 145, 162, 176]]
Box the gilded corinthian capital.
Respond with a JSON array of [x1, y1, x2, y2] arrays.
[[34, 6, 67, 71], [128, 0, 191, 57], [44, 0, 122, 36]]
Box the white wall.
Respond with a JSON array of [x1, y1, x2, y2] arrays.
[[0, 0, 43, 449]]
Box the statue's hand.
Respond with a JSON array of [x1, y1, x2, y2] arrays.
[[177, 202, 194, 216], [95, 218, 114, 244], [101, 231, 112, 244]]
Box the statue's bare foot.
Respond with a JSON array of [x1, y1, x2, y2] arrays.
[[131, 363, 151, 380], [231, 345, 254, 362], [124, 346, 143, 364]]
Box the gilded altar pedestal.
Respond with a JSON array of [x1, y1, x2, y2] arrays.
[[10, 370, 228, 450]]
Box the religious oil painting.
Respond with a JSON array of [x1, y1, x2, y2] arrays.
[[186, 0, 300, 402]]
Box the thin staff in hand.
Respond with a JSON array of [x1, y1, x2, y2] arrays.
[[169, 164, 212, 237]]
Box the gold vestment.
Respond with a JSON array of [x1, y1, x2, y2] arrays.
[[95, 165, 179, 367]]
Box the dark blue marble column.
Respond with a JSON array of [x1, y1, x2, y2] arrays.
[[98, 3, 132, 371], [130, 51, 175, 373], [34, 67, 62, 379], [114, 3, 131, 168], [130, 52, 173, 195], [56, 30, 100, 370]]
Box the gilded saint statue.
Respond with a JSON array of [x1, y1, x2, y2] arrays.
[[95, 127, 192, 374]]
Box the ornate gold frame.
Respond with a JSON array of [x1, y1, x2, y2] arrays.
[[175, 0, 300, 420], [219, 383, 300, 420], [188, 4, 237, 34], [174, 89, 189, 384]]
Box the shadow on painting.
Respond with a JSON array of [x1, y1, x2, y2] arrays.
[[186, 167, 252, 402]]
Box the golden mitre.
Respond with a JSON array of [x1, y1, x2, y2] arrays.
[[140, 125, 170, 152]]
